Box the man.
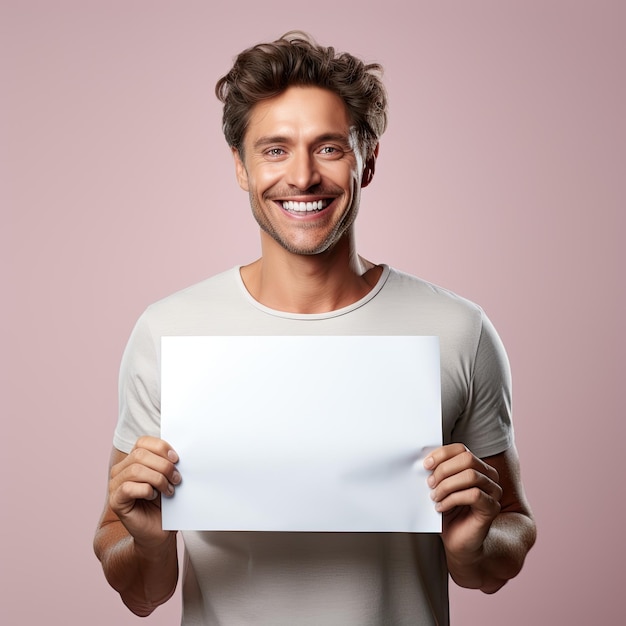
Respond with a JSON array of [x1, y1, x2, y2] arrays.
[[94, 31, 535, 625]]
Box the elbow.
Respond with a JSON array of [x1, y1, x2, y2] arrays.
[[450, 571, 508, 595], [119, 581, 177, 618], [123, 598, 157, 618], [454, 515, 537, 595], [120, 579, 177, 618], [454, 562, 519, 595], [480, 576, 509, 595], [482, 524, 537, 595]]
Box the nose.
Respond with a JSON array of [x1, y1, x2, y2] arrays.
[[285, 149, 322, 191]]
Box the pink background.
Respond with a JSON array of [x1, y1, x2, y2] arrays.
[[2, 1, 623, 624]]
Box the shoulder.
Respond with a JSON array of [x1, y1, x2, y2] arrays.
[[148, 267, 238, 312], [383, 267, 485, 329], [137, 267, 243, 334], [386, 267, 479, 305]]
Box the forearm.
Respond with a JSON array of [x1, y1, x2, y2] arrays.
[[94, 521, 178, 616], [445, 511, 536, 594]]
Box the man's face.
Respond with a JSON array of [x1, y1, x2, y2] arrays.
[[233, 86, 373, 256]]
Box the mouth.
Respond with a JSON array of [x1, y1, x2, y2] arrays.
[[279, 199, 331, 214]]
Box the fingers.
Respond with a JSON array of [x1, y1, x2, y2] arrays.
[[114, 475, 161, 506], [431, 473, 502, 516], [112, 437, 179, 482], [109, 437, 181, 513], [424, 444, 502, 515]]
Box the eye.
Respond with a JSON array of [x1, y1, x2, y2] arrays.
[[266, 148, 286, 157], [319, 145, 344, 158]]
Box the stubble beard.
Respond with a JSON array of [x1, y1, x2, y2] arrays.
[[249, 189, 359, 257]]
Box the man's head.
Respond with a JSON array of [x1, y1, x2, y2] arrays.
[[215, 31, 388, 160]]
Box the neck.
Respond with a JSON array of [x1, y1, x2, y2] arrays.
[[240, 229, 382, 314]]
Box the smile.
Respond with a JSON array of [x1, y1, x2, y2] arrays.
[[281, 200, 330, 213]]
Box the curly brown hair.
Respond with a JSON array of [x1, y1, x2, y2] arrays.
[[215, 31, 388, 159]]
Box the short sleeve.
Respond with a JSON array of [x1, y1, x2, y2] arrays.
[[113, 312, 161, 453], [451, 311, 514, 458]]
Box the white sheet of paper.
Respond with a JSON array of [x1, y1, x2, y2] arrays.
[[161, 335, 442, 533]]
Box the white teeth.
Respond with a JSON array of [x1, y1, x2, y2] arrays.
[[281, 200, 327, 212]]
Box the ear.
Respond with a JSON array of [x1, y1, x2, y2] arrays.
[[361, 143, 379, 188], [232, 147, 249, 191]]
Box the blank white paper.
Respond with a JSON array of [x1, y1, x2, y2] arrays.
[[161, 335, 442, 532]]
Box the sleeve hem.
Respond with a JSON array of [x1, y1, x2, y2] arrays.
[[112, 433, 135, 454]]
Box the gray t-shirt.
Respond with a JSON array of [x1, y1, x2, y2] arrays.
[[114, 265, 513, 625]]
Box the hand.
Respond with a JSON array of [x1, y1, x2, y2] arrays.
[[424, 444, 502, 560], [108, 436, 181, 550]]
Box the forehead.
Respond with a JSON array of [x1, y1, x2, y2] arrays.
[[244, 86, 352, 145]]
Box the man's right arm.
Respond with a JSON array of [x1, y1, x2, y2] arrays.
[[93, 437, 182, 616]]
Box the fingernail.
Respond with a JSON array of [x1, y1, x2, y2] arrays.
[[423, 456, 434, 469], [172, 470, 182, 484], [168, 450, 179, 463], [427, 474, 435, 488]]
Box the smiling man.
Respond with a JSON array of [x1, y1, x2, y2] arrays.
[[94, 32, 536, 625]]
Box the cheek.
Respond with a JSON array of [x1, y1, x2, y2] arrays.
[[322, 161, 358, 186], [253, 168, 284, 196]]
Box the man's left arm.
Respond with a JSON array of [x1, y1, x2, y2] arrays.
[[424, 443, 536, 594]]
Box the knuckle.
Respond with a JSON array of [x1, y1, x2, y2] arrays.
[[470, 469, 483, 485], [135, 435, 153, 448], [482, 461, 499, 482], [131, 446, 148, 461], [448, 443, 467, 457], [469, 487, 483, 503], [461, 467, 477, 484], [461, 450, 475, 465]]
